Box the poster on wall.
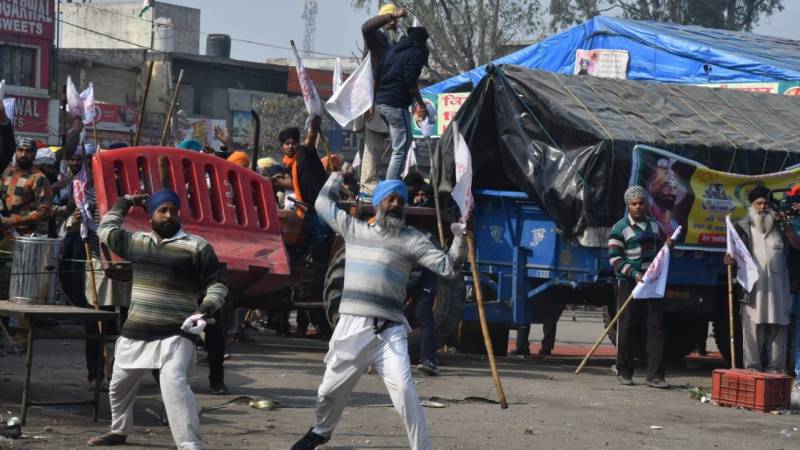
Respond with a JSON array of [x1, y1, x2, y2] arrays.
[[630, 145, 800, 248], [231, 111, 254, 148], [176, 117, 228, 150], [574, 50, 629, 79], [410, 92, 470, 138]]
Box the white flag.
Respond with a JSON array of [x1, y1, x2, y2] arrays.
[[726, 215, 759, 292], [332, 58, 343, 96], [401, 141, 418, 178], [451, 120, 473, 222], [292, 42, 323, 124], [325, 54, 373, 127], [66, 76, 84, 118], [81, 83, 96, 125], [632, 226, 682, 299], [0, 80, 13, 123], [352, 149, 361, 168]]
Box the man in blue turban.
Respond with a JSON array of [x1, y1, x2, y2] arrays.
[[292, 173, 467, 450]]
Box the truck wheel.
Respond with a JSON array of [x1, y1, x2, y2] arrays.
[[322, 246, 467, 362]]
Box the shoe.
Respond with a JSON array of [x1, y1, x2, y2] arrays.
[[616, 376, 634, 386], [291, 428, 330, 450], [87, 432, 127, 446], [210, 382, 230, 395], [417, 361, 439, 376], [538, 348, 552, 356], [509, 347, 531, 356], [647, 378, 670, 389]]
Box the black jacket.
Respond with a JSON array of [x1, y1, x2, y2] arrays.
[[374, 36, 429, 109], [0, 120, 15, 173]]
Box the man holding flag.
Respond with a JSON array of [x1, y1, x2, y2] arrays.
[[724, 185, 800, 372], [608, 185, 673, 388]]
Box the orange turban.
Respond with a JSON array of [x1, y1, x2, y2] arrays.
[[227, 151, 250, 168]]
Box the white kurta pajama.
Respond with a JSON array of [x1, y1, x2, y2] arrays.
[[741, 223, 792, 371]]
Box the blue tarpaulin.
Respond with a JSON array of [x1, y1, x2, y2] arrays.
[[423, 16, 800, 94]]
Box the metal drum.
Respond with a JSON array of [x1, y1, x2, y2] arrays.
[[9, 237, 61, 304]]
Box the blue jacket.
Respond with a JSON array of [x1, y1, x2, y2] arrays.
[[375, 37, 429, 108]]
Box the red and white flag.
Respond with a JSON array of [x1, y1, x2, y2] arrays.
[[632, 226, 682, 299], [81, 83, 96, 125], [66, 76, 84, 119], [401, 142, 418, 178], [0, 80, 14, 124], [292, 42, 323, 124], [352, 150, 361, 168], [73, 163, 95, 240], [451, 120, 473, 222], [726, 215, 758, 292]]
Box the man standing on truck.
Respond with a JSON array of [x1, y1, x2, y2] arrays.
[[725, 185, 800, 372], [87, 190, 228, 449], [291, 174, 467, 450], [608, 185, 672, 388]]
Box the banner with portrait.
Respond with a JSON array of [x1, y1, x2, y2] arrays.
[[630, 145, 800, 249]]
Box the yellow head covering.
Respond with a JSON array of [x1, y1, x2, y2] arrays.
[[257, 157, 276, 169], [378, 3, 398, 16]]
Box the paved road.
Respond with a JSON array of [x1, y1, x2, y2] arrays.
[[0, 313, 798, 449]]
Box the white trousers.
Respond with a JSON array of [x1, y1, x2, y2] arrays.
[[741, 304, 788, 372], [109, 336, 202, 450], [312, 314, 432, 450]]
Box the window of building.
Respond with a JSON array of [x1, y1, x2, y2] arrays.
[[0, 45, 37, 88]]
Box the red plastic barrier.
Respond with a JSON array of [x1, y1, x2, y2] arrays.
[[92, 147, 290, 297]]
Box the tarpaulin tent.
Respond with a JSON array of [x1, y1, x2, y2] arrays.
[[433, 64, 800, 247], [423, 16, 800, 95]]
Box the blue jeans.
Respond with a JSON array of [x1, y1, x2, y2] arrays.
[[377, 104, 412, 180]]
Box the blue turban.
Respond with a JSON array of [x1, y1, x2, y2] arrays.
[[84, 143, 97, 156], [147, 189, 181, 216], [372, 180, 408, 207], [178, 139, 203, 151]]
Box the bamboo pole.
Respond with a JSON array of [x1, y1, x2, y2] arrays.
[[160, 69, 184, 146], [727, 264, 737, 368], [84, 242, 112, 379], [134, 60, 155, 147], [465, 234, 508, 409], [575, 291, 635, 375]]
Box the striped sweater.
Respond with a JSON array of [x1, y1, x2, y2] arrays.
[[98, 197, 228, 341], [608, 214, 662, 281], [316, 173, 466, 323]]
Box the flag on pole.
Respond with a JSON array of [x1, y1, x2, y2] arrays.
[[0, 80, 14, 124], [72, 163, 95, 240], [451, 120, 474, 222], [66, 76, 84, 119], [632, 226, 682, 299], [726, 215, 759, 292], [352, 149, 361, 168], [325, 53, 373, 127], [140, 0, 155, 17], [80, 83, 96, 125], [401, 142, 418, 178], [291, 41, 323, 124], [332, 58, 343, 96]]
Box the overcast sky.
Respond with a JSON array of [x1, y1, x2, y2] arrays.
[[89, 0, 800, 62]]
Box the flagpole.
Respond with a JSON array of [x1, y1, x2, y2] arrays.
[[726, 264, 737, 368], [134, 60, 155, 147], [160, 69, 184, 146], [84, 240, 112, 380], [576, 291, 635, 375], [425, 136, 446, 247]]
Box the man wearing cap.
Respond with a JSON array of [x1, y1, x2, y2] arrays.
[[374, 26, 430, 181], [88, 189, 228, 449], [725, 185, 800, 372], [608, 185, 672, 388], [0, 137, 53, 240], [291, 173, 467, 450]]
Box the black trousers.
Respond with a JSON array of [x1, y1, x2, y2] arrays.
[[615, 279, 665, 380], [411, 269, 438, 364], [205, 309, 225, 385]]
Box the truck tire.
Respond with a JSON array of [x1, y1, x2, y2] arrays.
[[602, 304, 697, 361], [322, 246, 467, 362]]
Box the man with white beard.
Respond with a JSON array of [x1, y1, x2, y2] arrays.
[[291, 174, 467, 450], [726, 185, 800, 372]]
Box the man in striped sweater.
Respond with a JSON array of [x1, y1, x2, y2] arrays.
[[292, 174, 467, 450], [88, 190, 228, 449], [608, 185, 671, 389]]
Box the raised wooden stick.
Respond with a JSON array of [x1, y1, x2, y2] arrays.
[[84, 241, 112, 379], [134, 60, 155, 147], [727, 264, 736, 368], [465, 234, 508, 409], [425, 136, 446, 247], [575, 291, 634, 375], [160, 69, 184, 146]]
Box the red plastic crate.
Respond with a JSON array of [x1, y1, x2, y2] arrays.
[[711, 369, 793, 412]]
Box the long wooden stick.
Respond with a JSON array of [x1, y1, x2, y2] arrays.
[[84, 242, 112, 379], [160, 69, 184, 146], [134, 60, 155, 147], [727, 264, 736, 369], [465, 234, 508, 409], [575, 291, 635, 374], [425, 136, 446, 247]]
